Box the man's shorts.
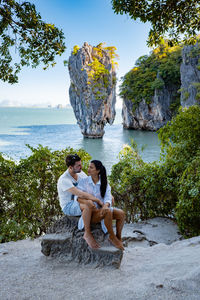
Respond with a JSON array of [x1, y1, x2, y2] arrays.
[[63, 200, 82, 216]]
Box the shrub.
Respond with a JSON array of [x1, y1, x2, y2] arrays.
[[176, 154, 200, 237], [109, 144, 177, 223], [110, 105, 200, 237], [0, 145, 91, 243]]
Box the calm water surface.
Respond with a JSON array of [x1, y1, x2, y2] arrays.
[[0, 107, 161, 173]]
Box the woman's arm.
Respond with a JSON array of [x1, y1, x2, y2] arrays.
[[68, 186, 103, 206]]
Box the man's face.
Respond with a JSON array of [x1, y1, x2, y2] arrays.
[[72, 160, 82, 173]]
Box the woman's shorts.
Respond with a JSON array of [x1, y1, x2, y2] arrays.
[[63, 200, 82, 216]]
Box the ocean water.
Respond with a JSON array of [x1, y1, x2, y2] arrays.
[[0, 107, 161, 174]]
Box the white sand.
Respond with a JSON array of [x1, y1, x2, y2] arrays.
[[0, 224, 200, 300]]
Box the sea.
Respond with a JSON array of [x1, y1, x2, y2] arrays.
[[0, 107, 161, 174]]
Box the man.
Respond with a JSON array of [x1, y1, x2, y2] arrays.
[[57, 154, 124, 250]]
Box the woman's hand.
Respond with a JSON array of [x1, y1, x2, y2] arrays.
[[96, 199, 104, 207], [100, 203, 110, 216]]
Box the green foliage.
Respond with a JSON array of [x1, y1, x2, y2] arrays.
[[109, 144, 176, 223], [151, 78, 165, 90], [188, 44, 200, 58], [0, 0, 66, 83], [192, 82, 200, 101], [183, 91, 190, 100], [119, 41, 182, 107], [88, 57, 109, 86], [0, 145, 91, 243], [176, 154, 200, 237], [110, 106, 200, 237], [72, 45, 80, 55], [111, 0, 200, 46]]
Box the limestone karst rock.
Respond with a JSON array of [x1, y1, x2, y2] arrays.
[[122, 43, 200, 131], [122, 78, 178, 131], [68, 42, 117, 138], [180, 43, 200, 107]]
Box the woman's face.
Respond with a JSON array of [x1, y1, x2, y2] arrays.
[[88, 162, 100, 177]]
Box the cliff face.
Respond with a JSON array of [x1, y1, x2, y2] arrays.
[[122, 82, 178, 131], [180, 44, 200, 107], [68, 42, 116, 138], [122, 44, 200, 131]]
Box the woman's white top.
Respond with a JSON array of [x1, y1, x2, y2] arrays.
[[77, 176, 113, 233]]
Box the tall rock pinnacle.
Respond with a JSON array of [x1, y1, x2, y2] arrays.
[[68, 42, 117, 138]]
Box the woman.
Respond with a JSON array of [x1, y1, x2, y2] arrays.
[[77, 160, 125, 250]]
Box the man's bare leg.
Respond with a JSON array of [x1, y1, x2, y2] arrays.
[[79, 201, 100, 249], [91, 209, 124, 250], [112, 208, 125, 241]]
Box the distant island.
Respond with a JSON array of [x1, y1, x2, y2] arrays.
[[0, 100, 72, 109]]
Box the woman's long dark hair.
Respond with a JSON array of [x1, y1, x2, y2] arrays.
[[91, 160, 107, 198]]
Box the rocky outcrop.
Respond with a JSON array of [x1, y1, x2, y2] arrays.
[[41, 215, 123, 268], [122, 81, 178, 131], [180, 43, 200, 107], [122, 44, 200, 131], [68, 42, 116, 138]]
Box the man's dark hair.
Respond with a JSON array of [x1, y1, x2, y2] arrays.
[[65, 154, 81, 167]]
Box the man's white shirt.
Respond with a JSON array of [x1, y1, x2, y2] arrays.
[[57, 169, 87, 210]]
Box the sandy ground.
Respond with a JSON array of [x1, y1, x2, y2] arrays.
[[0, 221, 200, 300]]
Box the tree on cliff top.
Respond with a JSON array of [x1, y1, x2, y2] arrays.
[[0, 0, 66, 83], [111, 0, 200, 46]]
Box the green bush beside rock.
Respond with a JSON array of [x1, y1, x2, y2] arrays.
[[0, 146, 91, 243], [109, 105, 200, 237]]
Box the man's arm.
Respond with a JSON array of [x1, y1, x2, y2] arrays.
[[68, 186, 103, 206]]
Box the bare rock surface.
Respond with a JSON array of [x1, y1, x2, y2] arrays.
[[41, 215, 123, 268], [180, 43, 200, 107], [122, 217, 183, 247], [122, 82, 177, 131], [1, 218, 200, 300]]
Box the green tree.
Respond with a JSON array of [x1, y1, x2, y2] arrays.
[[111, 0, 200, 46], [0, 0, 66, 83]]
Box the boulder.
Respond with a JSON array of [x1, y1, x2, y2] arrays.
[[68, 42, 116, 138], [41, 215, 123, 268]]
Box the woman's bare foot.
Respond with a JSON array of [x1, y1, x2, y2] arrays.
[[83, 232, 100, 249], [108, 235, 124, 250]]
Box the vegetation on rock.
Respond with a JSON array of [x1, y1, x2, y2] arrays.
[[71, 42, 118, 100], [72, 45, 80, 55], [119, 40, 182, 112]]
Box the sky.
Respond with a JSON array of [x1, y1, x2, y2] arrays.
[[0, 0, 151, 108]]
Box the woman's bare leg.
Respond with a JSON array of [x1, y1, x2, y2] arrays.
[[91, 209, 124, 250], [112, 208, 125, 241]]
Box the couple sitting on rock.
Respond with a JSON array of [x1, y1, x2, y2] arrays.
[[57, 154, 125, 250]]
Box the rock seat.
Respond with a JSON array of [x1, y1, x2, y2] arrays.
[[41, 215, 123, 268]]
